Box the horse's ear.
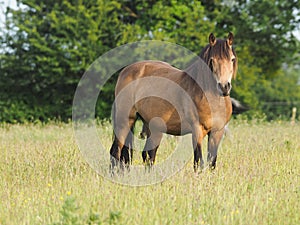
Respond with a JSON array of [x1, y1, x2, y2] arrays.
[[209, 33, 216, 46], [227, 32, 234, 46]]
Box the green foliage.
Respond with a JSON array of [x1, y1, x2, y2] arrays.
[[0, 0, 299, 122], [53, 197, 81, 225], [53, 196, 121, 225], [201, 0, 300, 120], [256, 65, 300, 120], [202, 0, 300, 76], [119, 0, 214, 50], [1, 0, 123, 122], [231, 45, 261, 108]]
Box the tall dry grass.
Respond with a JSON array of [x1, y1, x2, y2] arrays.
[[0, 120, 299, 224]]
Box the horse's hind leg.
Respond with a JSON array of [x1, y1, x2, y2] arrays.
[[121, 126, 134, 165], [143, 131, 163, 166], [110, 133, 127, 171], [110, 110, 137, 171]]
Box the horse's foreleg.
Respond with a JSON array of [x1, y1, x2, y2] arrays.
[[193, 144, 204, 172], [192, 127, 205, 172], [141, 124, 150, 163], [207, 129, 225, 169]]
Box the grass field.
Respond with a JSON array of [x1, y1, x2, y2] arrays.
[[0, 120, 299, 225]]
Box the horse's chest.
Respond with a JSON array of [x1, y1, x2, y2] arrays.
[[197, 98, 232, 131]]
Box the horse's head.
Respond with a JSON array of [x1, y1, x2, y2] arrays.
[[201, 32, 238, 96]]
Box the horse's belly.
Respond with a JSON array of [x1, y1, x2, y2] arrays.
[[136, 97, 193, 135], [164, 120, 192, 135]]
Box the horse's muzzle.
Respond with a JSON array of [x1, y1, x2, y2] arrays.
[[218, 82, 231, 96]]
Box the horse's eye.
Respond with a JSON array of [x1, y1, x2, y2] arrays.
[[232, 58, 236, 63]]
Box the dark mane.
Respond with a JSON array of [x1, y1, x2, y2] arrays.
[[200, 39, 238, 78]]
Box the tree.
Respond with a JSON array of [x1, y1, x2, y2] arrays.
[[119, 0, 215, 50], [0, 0, 218, 122], [0, 0, 123, 122], [201, 0, 300, 77], [1, 0, 299, 122], [201, 0, 300, 119]]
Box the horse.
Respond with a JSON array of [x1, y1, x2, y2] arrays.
[[110, 32, 238, 171], [138, 97, 247, 162]]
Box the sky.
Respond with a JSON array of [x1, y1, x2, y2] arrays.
[[0, 0, 17, 27]]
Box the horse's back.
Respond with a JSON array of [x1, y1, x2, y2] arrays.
[[115, 60, 182, 94]]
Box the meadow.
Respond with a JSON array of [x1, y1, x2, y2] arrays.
[[0, 119, 299, 225]]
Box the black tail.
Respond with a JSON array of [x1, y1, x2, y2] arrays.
[[231, 97, 249, 115]]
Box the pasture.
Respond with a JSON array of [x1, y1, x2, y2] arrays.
[[0, 120, 299, 224]]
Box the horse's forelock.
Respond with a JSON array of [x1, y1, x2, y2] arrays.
[[200, 39, 238, 78], [212, 39, 232, 60]]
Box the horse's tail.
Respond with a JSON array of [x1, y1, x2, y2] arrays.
[[231, 97, 249, 115]]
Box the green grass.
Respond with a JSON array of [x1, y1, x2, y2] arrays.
[[0, 120, 299, 224]]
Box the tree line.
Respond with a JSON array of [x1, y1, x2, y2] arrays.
[[0, 0, 300, 123]]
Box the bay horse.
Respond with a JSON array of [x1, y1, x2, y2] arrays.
[[139, 97, 247, 162], [110, 32, 238, 171]]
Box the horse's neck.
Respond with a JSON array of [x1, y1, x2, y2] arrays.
[[184, 58, 217, 94]]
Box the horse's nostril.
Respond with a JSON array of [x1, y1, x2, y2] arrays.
[[218, 82, 231, 96], [226, 82, 231, 91], [218, 83, 222, 89]]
